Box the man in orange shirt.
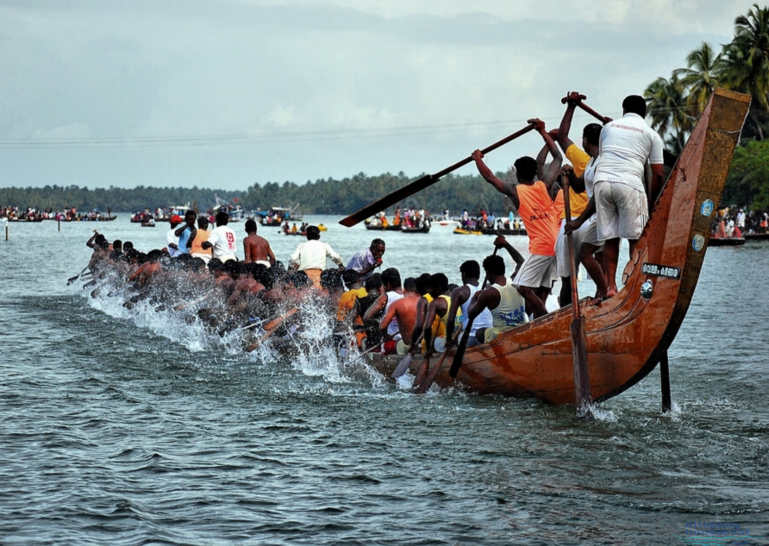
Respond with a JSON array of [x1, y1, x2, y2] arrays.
[[472, 119, 561, 318], [189, 216, 213, 264]]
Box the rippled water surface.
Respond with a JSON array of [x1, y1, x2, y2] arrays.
[[1, 217, 768, 545]]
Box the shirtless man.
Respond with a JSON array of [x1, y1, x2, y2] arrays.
[[378, 277, 421, 355], [243, 219, 276, 267]]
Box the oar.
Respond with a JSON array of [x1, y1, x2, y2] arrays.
[[245, 307, 299, 352], [449, 246, 498, 379], [563, 175, 593, 418], [339, 123, 536, 227], [413, 324, 463, 394], [67, 266, 89, 285], [392, 332, 423, 379]]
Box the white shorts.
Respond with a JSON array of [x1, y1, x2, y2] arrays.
[[577, 216, 604, 248], [555, 220, 583, 278], [594, 180, 648, 241], [513, 254, 556, 289], [191, 253, 212, 264]]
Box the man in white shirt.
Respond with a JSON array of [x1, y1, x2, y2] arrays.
[[592, 94, 664, 297], [288, 225, 344, 287], [202, 211, 238, 263], [166, 215, 183, 257]]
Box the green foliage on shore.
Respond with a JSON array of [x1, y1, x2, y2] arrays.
[[0, 171, 513, 215], [645, 4, 769, 208]]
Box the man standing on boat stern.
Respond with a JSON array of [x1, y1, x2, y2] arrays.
[[591, 95, 664, 297], [288, 225, 344, 288], [472, 119, 561, 318]]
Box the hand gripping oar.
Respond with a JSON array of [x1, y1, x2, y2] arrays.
[[563, 176, 593, 417], [449, 246, 498, 379], [67, 266, 89, 285], [339, 123, 536, 227], [413, 323, 463, 394]]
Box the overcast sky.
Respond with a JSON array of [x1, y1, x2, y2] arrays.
[[0, 0, 758, 191]]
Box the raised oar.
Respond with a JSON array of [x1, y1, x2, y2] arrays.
[[66, 266, 90, 285], [562, 175, 593, 418], [413, 324, 463, 394], [339, 123, 536, 227], [449, 246, 498, 379]]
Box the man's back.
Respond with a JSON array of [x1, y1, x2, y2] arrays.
[[244, 234, 273, 264], [595, 113, 663, 190]]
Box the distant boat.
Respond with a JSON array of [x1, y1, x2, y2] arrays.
[[453, 228, 483, 235], [708, 236, 745, 246], [744, 232, 769, 241]]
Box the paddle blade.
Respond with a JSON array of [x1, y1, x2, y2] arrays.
[[570, 315, 592, 413], [339, 174, 434, 227], [448, 329, 472, 378], [412, 356, 430, 386], [414, 350, 449, 394], [391, 353, 413, 378]]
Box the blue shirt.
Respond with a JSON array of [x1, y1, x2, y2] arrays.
[[177, 226, 193, 254]]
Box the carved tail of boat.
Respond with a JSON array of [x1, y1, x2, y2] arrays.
[[392, 89, 751, 404]]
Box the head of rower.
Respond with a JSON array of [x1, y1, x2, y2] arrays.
[[582, 123, 602, 159], [215, 211, 229, 227], [305, 225, 321, 240], [245, 219, 257, 235], [370, 239, 385, 261]]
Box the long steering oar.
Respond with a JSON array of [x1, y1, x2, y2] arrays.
[[339, 123, 536, 227], [449, 246, 498, 379], [563, 175, 593, 418], [414, 323, 463, 394]]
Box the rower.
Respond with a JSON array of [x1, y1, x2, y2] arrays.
[[166, 215, 183, 257], [422, 273, 455, 357], [189, 216, 213, 264], [558, 93, 609, 301], [445, 260, 493, 349], [467, 255, 528, 344], [174, 210, 197, 256], [472, 118, 561, 318], [349, 274, 384, 350], [378, 277, 421, 355], [362, 268, 403, 354], [243, 218, 276, 267]]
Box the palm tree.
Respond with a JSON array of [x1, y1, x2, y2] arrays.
[[673, 42, 724, 116], [644, 75, 692, 144], [720, 4, 769, 139]]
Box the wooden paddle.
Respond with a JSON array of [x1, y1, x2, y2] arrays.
[[562, 176, 593, 416], [413, 323, 463, 394], [449, 246, 498, 379], [392, 332, 423, 379], [339, 123, 536, 227], [67, 266, 90, 285], [245, 307, 299, 352]]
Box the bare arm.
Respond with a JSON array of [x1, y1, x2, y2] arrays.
[[557, 92, 583, 152], [472, 150, 519, 210], [650, 163, 665, 204], [467, 289, 500, 322], [409, 298, 428, 352], [379, 301, 398, 333], [363, 293, 387, 322], [244, 238, 252, 263], [422, 300, 440, 356], [445, 285, 469, 344], [535, 120, 563, 194], [565, 195, 597, 235], [536, 142, 549, 181]]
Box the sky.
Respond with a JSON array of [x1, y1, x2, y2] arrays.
[[0, 0, 759, 191]]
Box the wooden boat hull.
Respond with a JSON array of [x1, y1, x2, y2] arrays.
[[400, 225, 430, 233], [364, 224, 400, 231], [367, 89, 750, 405], [486, 228, 528, 236]]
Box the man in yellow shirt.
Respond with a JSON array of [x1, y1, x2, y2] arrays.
[[557, 92, 609, 303]]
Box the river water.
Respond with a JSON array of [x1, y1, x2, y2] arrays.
[[1, 216, 767, 545]]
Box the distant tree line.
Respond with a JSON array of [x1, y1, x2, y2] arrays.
[[0, 171, 515, 216], [644, 3, 769, 209]]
